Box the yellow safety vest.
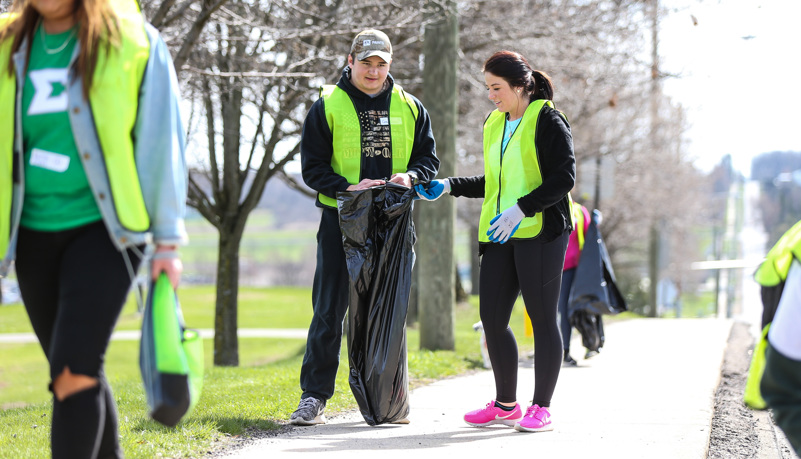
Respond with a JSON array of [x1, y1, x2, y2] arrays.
[[0, 15, 13, 259], [0, 0, 150, 257], [317, 84, 418, 208], [479, 99, 553, 242], [744, 219, 801, 410], [572, 200, 585, 250]]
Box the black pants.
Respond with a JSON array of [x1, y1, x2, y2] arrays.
[[15, 221, 142, 459], [299, 208, 350, 401], [557, 267, 576, 351], [479, 232, 568, 407]]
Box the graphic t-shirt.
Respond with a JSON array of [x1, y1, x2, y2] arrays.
[[358, 107, 392, 162], [21, 24, 102, 231]]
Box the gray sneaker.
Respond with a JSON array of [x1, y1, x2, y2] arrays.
[[289, 397, 326, 426]]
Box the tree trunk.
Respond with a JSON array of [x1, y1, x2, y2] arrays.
[[418, 1, 458, 351], [648, 224, 659, 318], [214, 230, 241, 366]]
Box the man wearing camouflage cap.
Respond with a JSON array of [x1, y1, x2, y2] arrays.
[[291, 29, 439, 425]]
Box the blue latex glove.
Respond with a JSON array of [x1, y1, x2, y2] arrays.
[[415, 179, 450, 201], [487, 204, 525, 243]]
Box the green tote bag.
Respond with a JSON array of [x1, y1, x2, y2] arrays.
[[139, 273, 204, 427]]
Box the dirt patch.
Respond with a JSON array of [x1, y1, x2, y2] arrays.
[[707, 321, 796, 459]]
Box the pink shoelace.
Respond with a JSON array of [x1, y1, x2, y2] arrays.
[[525, 404, 549, 421]]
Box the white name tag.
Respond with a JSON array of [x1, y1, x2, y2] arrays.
[[30, 148, 70, 173], [379, 117, 389, 126]]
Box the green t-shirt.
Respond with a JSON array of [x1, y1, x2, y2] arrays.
[[21, 24, 101, 231]]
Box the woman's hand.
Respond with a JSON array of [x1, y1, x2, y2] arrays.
[[487, 204, 525, 243], [151, 244, 183, 289], [414, 179, 450, 201]]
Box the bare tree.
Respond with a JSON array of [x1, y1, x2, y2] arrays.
[[150, 0, 437, 366]]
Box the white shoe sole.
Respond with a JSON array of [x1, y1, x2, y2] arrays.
[[289, 414, 326, 426], [514, 423, 554, 432], [465, 417, 522, 427]]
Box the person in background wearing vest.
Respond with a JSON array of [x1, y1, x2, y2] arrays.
[[292, 29, 439, 426], [0, 0, 187, 456], [748, 220, 801, 455], [416, 50, 574, 432], [558, 199, 591, 366]]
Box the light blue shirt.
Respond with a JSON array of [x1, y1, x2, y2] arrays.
[[502, 117, 522, 153]]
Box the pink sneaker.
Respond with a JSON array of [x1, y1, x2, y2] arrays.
[[464, 400, 523, 427], [515, 405, 554, 432]]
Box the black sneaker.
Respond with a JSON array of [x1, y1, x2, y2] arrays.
[[289, 397, 326, 425], [585, 349, 600, 360], [562, 354, 578, 367]]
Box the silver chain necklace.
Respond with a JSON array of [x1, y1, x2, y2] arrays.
[[39, 22, 76, 55]]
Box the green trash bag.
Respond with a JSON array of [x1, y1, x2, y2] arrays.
[[139, 273, 204, 427]]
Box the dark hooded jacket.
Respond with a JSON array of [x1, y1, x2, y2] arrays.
[[300, 67, 440, 207]]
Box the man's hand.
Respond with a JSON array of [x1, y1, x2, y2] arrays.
[[389, 172, 413, 188], [414, 179, 450, 201], [347, 178, 386, 191], [151, 244, 183, 289], [487, 204, 525, 243]]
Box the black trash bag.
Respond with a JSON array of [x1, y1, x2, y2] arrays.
[[337, 182, 416, 426], [568, 218, 626, 352], [571, 310, 605, 352]]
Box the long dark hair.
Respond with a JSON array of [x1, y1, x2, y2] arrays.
[[482, 50, 554, 101]]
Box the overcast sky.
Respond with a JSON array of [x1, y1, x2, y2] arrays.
[[660, 0, 801, 176]]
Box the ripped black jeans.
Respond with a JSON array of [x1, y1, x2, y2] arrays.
[[16, 221, 143, 459]]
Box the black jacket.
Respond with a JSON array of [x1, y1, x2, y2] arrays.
[[449, 105, 575, 241], [300, 67, 440, 207]]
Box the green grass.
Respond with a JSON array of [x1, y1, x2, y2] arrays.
[[180, 211, 318, 264], [657, 291, 717, 319], [0, 286, 541, 458]]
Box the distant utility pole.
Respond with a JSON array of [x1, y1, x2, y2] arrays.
[[648, 0, 661, 318]]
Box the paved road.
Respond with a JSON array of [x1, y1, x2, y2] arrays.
[[218, 318, 734, 459]]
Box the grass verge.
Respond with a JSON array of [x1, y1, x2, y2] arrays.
[[0, 286, 538, 458]]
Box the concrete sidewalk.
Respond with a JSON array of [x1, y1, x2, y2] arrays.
[[220, 318, 732, 459]]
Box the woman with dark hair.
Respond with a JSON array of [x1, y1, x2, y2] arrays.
[[416, 50, 575, 432], [0, 0, 187, 456]]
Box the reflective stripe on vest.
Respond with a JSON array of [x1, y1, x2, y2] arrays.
[[754, 219, 801, 287], [317, 84, 418, 208], [0, 15, 14, 258], [478, 100, 552, 242], [0, 0, 150, 252]]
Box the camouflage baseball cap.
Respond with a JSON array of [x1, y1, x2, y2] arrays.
[[350, 29, 393, 62]]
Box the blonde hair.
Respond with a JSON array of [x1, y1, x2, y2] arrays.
[[1, 0, 120, 97]]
